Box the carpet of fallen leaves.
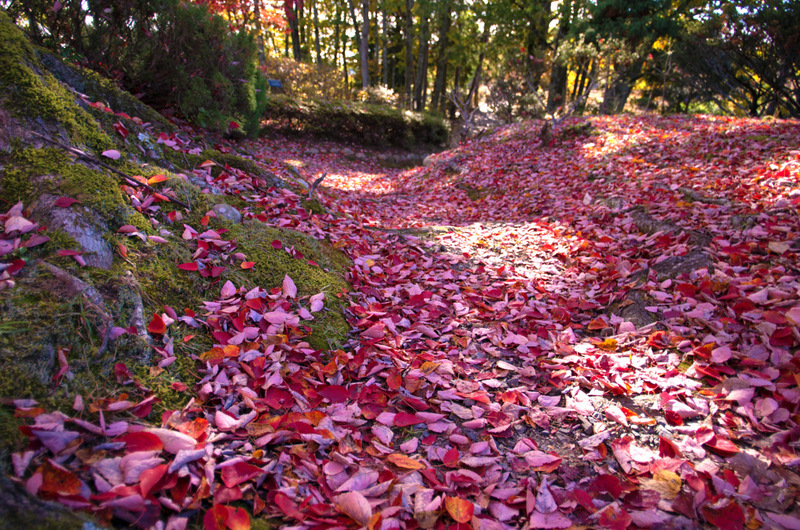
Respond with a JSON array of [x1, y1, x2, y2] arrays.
[[4, 114, 800, 530]]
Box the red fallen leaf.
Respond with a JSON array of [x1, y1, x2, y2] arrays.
[[177, 262, 199, 271], [147, 174, 168, 185], [444, 496, 474, 523], [229, 121, 240, 129], [598, 505, 633, 530], [175, 418, 210, 440], [274, 492, 305, 521], [240, 261, 255, 269], [118, 243, 128, 258], [665, 410, 683, 426], [589, 474, 625, 499], [386, 370, 402, 390], [147, 313, 167, 334], [171, 382, 187, 391], [221, 461, 264, 488], [54, 197, 79, 208], [139, 463, 168, 497], [117, 225, 138, 233], [199, 160, 217, 168], [39, 459, 81, 496], [57, 249, 82, 257], [319, 385, 348, 403], [702, 500, 744, 530], [443, 447, 459, 467], [204, 504, 250, 530], [271, 240, 282, 249], [114, 432, 163, 452], [703, 435, 739, 457], [394, 412, 422, 427]]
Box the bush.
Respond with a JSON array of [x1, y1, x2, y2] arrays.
[[260, 95, 449, 148], [261, 57, 345, 100], [7, 0, 259, 131]]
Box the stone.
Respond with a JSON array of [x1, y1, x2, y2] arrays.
[[423, 155, 435, 167], [31, 193, 114, 269], [211, 203, 242, 224]]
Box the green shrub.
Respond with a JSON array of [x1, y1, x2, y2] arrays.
[[261, 95, 449, 148], [7, 0, 259, 132]]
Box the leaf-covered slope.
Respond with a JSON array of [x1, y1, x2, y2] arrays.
[[0, 13, 351, 528]]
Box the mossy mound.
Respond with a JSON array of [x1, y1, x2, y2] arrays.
[[226, 221, 351, 350]]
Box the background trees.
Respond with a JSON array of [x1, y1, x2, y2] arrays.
[[4, 0, 798, 121]]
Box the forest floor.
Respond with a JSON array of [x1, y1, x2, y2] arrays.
[[7, 113, 800, 529]]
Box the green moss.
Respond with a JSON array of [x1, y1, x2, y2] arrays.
[[0, 12, 113, 151], [37, 49, 172, 129], [0, 264, 122, 411], [1, 147, 144, 231], [226, 221, 351, 350]]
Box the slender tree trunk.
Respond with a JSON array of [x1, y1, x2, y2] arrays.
[[313, 0, 322, 65], [360, 0, 370, 88], [347, 0, 362, 60], [381, 4, 389, 86], [431, 3, 452, 113], [253, 0, 265, 63], [404, 0, 415, 108], [414, 18, 429, 110], [466, 27, 489, 109]]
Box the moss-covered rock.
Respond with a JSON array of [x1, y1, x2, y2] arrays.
[[0, 11, 113, 152]]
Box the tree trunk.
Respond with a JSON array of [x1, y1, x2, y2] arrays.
[[404, 0, 415, 108], [546, 0, 571, 114], [253, 0, 265, 63], [360, 0, 370, 88], [600, 59, 644, 114], [414, 18, 429, 110], [466, 27, 489, 109], [313, 0, 322, 65], [381, 3, 389, 85], [431, 3, 452, 113], [347, 0, 362, 62], [288, 3, 302, 61]]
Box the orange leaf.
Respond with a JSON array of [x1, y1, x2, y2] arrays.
[[444, 496, 474, 523], [199, 160, 217, 168], [40, 460, 81, 496], [118, 243, 128, 258], [386, 453, 426, 470], [147, 313, 167, 334], [147, 174, 168, 184], [240, 261, 255, 269]]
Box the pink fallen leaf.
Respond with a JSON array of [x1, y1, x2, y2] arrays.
[[605, 405, 628, 426], [220, 280, 237, 298], [535, 476, 558, 514], [335, 491, 372, 526], [282, 274, 297, 298], [141, 428, 196, 454], [101, 149, 121, 160], [361, 323, 385, 339], [528, 510, 573, 529]]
